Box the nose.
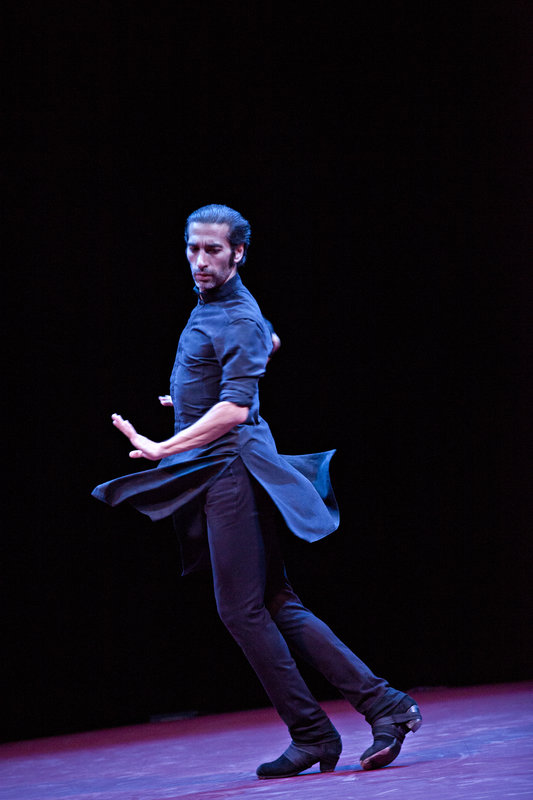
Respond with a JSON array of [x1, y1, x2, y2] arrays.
[[196, 249, 208, 268]]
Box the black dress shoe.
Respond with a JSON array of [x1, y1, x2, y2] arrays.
[[256, 734, 342, 779], [360, 693, 422, 770]]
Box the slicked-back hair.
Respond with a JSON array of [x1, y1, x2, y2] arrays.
[[184, 204, 252, 264]]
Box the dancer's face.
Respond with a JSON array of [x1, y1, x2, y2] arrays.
[[186, 222, 244, 292]]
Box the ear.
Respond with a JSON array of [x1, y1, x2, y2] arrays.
[[233, 243, 245, 264]]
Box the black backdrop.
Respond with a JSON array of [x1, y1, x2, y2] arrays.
[[4, 3, 532, 742]]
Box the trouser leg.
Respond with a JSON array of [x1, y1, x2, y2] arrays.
[[252, 485, 391, 717], [272, 595, 390, 716], [204, 458, 335, 744]]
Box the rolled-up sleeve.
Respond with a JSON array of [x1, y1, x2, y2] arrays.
[[213, 318, 270, 407]]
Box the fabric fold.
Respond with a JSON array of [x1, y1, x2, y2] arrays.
[[92, 421, 339, 549]]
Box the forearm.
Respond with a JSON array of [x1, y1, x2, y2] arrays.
[[158, 401, 249, 456]]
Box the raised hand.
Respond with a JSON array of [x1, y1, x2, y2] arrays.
[[111, 413, 162, 460]]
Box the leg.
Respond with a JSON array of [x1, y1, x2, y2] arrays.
[[272, 595, 390, 715], [250, 483, 389, 715], [256, 495, 422, 771], [204, 458, 340, 764], [273, 597, 422, 768]]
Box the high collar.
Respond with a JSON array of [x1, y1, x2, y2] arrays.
[[194, 272, 243, 304]]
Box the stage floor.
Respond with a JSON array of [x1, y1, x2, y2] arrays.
[[1, 682, 532, 800]]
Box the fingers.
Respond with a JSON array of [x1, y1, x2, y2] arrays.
[[111, 413, 137, 439], [112, 413, 130, 427], [111, 414, 158, 460]]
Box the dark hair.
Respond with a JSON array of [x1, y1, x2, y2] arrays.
[[184, 204, 252, 264]]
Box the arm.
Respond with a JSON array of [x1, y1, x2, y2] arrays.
[[111, 400, 249, 460], [124, 316, 272, 458]]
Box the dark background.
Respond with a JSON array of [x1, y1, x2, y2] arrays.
[[4, 3, 531, 743]]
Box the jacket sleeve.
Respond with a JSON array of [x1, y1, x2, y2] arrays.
[[213, 317, 271, 407]]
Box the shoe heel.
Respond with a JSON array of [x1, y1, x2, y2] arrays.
[[319, 754, 340, 772], [405, 705, 422, 733]]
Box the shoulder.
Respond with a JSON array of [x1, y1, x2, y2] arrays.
[[218, 287, 262, 324], [214, 298, 271, 354]]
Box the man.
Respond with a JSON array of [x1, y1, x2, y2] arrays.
[[92, 204, 422, 778]]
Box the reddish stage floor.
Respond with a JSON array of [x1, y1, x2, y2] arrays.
[[1, 682, 532, 800]]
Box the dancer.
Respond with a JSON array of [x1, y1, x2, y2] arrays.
[[92, 204, 422, 778]]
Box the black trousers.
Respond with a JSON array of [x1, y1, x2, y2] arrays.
[[204, 457, 389, 744]]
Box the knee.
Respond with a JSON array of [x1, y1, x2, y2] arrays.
[[216, 600, 266, 638], [271, 597, 316, 640], [266, 588, 303, 618]]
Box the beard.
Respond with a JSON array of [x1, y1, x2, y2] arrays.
[[193, 253, 238, 292]]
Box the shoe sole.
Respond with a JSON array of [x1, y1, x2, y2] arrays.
[[360, 739, 402, 770], [257, 767, 337, 779]]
